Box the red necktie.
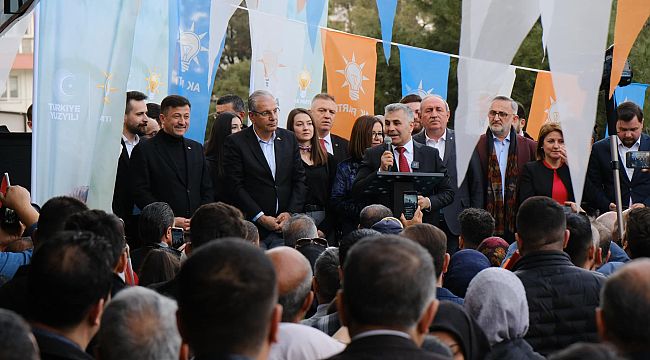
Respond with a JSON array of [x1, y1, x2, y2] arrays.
[[319, 138, 327, 152], [396, 146, 410, 173]]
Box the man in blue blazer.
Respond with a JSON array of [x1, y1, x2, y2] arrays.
[[587, 101, 650, 214]]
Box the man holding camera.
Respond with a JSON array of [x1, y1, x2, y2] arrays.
[[587, 101, 650, 214]]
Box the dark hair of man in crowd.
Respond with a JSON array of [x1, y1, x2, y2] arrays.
[[314, 247, 340, 304], [402, 223, 447, 278], [547, 342, 621, 360], [177, 239, 278, 357], [339, 228, 381, 267], [146, 102, 161, 125], [217, 94, 246, 113], [189, 202, 246, 249], [617, 101, 643, 123], [598, 259, 650, 354], [624, 207, 650, 259], [399, 94, 422, 104], [138, 249, 181, 287], [28, 231, 113, 328], [593, 221, 612, 265], [516, 196, 567, 255], [564, 213, 594, 267], [161, 95, 191, 115], [342, 235, 435, 328], [139, 202, 174, 245], [35, 196, 88, 245], [125, 91, 147, 114], [458, 208, 495, 249], [358, 204, 393, 229], [516, 101, 527, 121], [64, 210, 125, 269], [0, 309, 39, 360]]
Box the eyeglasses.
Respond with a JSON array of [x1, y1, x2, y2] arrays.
[[251, 107, 280, 118], [488, 110, 512, 119], [372, 131, 384, 137], [295, 237, 328, 250]]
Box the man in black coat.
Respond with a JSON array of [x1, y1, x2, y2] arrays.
[[326, 235, 449, 360], [223, 90, 307, 248], [310, 93, 349, 165], [352, 103, 454, 226], [130, 95, 213, 229], [513, 196, 605, 355]]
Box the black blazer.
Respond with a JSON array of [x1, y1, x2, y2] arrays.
[[222, 127, 307, 220], [351, 139, 454, 225], [130, 131, 214, 218], [330, 133, 350, 165], [33, 327, 93, 360], [587, 133, 650, 213], [518, 160, 575, 206], [413, 129, 484, 235], [326, 334, 450, 360], [112, 139, 132, 220]]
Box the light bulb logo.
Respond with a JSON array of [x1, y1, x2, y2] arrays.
[[145, 68, 165, 96], [258, 50, 286, 88], [336, 53, 369, 101], [544, 96, 559, 123], [298, 67, 312, 98], [178, 22, 208, 73]]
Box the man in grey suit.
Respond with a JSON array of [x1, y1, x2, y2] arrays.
[[413, 95, 483, 253]]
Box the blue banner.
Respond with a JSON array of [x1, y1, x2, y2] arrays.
[[376, 0, 397, 63], [614, 82, 648, 108], [33, 0, 139, 210], [398, 45, 450, 99], [168, 0, 213, 143], [306, 0, 327, 51]]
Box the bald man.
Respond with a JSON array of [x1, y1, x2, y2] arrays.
[[267, 247, 344, 360], [597, 259, 650, 358]]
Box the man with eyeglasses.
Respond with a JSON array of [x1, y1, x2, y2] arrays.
[[413, 95, 483, 253], [223, 90, 307, 249], [131, 95, 214, 231], [474, 95, 536, 243], [310, 93, 349, 165]]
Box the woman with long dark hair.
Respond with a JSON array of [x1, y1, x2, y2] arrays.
[[287, 108, 336, 236], [205, 112, 243, 202], [330, 115, 384, 236]]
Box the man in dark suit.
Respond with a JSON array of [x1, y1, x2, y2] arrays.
[[413, 95, 483, 252], [587, 101, 650, 214], [352, 103, 454, 226], [223, 90, 307, 248], [113, 91, 148, 241], [327, 235, 448, 360], [310, 93, 349, 165], [130, 95, 213, 230], [474, 95, 537, 243]]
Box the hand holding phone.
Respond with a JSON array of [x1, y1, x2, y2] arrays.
[[403, 191, 418, 220], [171, 227, 185, 249]]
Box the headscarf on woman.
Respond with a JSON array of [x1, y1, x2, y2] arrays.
[[429, 302, 491, 360]]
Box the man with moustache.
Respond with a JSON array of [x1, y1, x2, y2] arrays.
[[352, 103, 454, 226], [413, 95, 483, 252], [131, 95, 213, 230], [588, 101, 650, 214], [474, 95, 536, 243], [310, 93, 349, 165]]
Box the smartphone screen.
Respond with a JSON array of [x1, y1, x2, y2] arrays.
[[403, 191, 418, 220], [626, 151, 650, 169], [171, 227, 185, 249]]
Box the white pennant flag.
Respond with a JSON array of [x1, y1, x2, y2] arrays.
[[207, 0, 243, 87]]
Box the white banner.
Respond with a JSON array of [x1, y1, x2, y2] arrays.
[[207, 0, 243, 87]]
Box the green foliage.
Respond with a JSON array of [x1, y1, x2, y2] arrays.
[[212, 0, 650, 135]]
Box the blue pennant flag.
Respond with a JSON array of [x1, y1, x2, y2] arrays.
[[376, 0, 398, 63], [168, 0, 213, 143], [306, 0, 327, 51], [398, 45, 450, 99], [614, 82, 648, 108]]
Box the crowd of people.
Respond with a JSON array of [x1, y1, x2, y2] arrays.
[[0, 88, 649, 360]]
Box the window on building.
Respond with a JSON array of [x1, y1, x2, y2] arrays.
[[0, 76, 19, 101]]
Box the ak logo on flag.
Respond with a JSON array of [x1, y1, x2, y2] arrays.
[[398, 45, 450, 99], [528, 72, 558, 141], [323, 30, 377, 139]]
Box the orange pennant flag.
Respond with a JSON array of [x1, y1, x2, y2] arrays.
[[527, 72, 557, 141], [323, 30, 377, 139], [609, 0, 650, 98]]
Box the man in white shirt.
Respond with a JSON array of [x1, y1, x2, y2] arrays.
[[310, 93, 349, 165]]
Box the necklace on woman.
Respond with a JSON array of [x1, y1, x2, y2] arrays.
[[299, 145, 312, 152]]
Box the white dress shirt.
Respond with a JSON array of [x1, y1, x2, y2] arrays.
[[321, 133, 334, 155], [425, 130, 446, 161], [122, 134, 140, 157], [618, 137, 641, 207], [393, 139, 415, 172], [252, 129, 278, 221]]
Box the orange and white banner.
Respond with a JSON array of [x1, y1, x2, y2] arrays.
[[527, 72, 557, 140], [323, 30, 377, 139]]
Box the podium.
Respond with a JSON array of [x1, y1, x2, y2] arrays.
[[361, 171, 445, 218]]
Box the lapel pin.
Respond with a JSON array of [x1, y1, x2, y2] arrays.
[[411, 161, 420, 170], [187, 146, 191, 150], [277, 137, 282, 141]]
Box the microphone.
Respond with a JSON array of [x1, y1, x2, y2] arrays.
[[383, 135, 393, 172]]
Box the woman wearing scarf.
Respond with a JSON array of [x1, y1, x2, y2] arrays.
[[429, 302, 491, 360], [464, 267, 544, 360]]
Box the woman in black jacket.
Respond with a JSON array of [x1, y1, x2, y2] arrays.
[[205, 112, 243, 203]]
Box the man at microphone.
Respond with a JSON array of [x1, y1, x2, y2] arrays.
[[352, 103, 454, 226]]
